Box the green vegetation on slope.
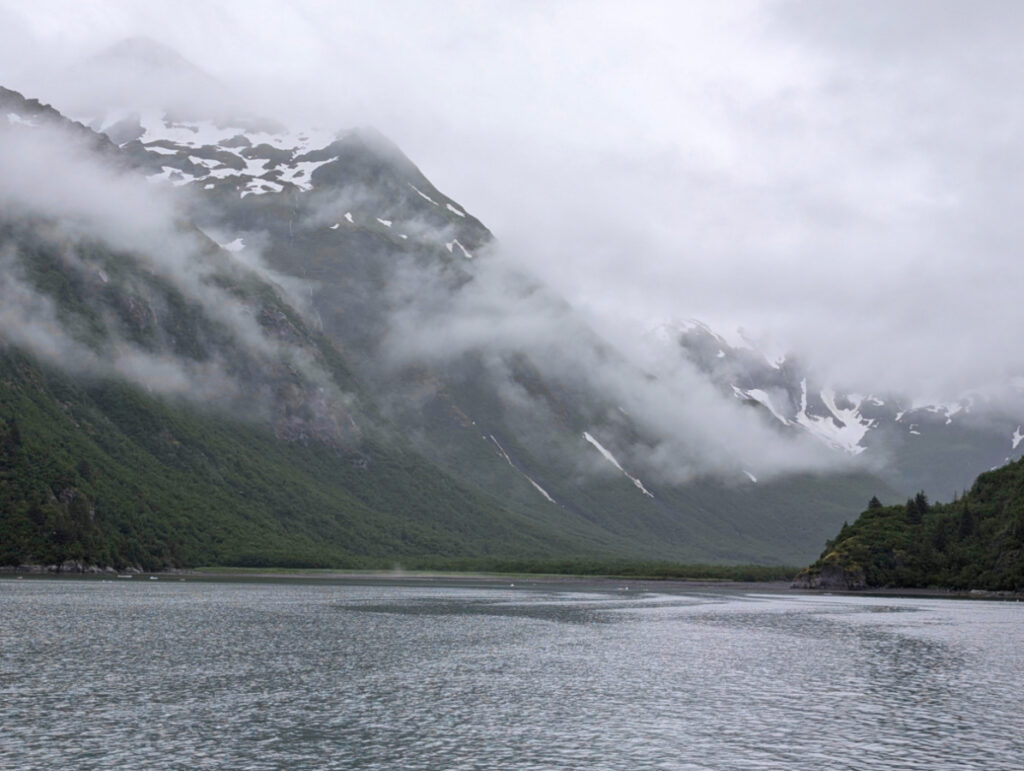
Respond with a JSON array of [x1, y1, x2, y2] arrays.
[[795, 460, 1024, 591], [0, 349, 586, 570], [0, 217, 588, 570]]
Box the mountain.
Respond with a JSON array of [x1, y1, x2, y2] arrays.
[[793, 460, 1024, 591], [102, 92, 902, 561], [0, 64, 961, 571], [658, 320, 1024, 500], [0, 86, 583, 570]]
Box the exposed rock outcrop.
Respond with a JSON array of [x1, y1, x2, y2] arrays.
[[792, 554, 866, 590]]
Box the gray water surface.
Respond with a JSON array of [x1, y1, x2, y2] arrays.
[[1, 578, 1022, 770]]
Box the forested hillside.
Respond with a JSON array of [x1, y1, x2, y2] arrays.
[[795, 460, 1024, 591]]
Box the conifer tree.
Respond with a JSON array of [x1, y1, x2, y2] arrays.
[[914, 490, 929, 514], [958, 501, 974, 539], [906, 497, 922, 525]]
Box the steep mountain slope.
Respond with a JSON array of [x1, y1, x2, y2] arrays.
[[0, 89, 608, 570], [0, 199, 593, 570], [0, 350, 583, 571], [1, 78, 897, 568], [97, 92, 903, 561]]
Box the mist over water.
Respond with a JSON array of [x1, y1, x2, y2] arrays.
[[3, 579, 1022, 770]]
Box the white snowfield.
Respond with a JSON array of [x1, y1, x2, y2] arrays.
[[129, 109, 341, 196], [115, 112, 475, 215], [731, 381, 874, 455], [91, 111, 478, 261], [101, 110, 330, 195], [792, 382, 873, 455]]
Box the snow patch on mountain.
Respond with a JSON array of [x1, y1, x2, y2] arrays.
[[445, 239, 473, 259], [490, 435, 513, 465], [240, 178, 283, 198], [147, 166, 197, 187], [652, 319, 735, 349], [6, 112, 36, 127], [93, 110, 345, 198], [409, 183, 439, 205], [793, 380, 872, 455], [490, 435, 557, 505], [278, 159, 336, 191], [133, 110, 339, 153], [924, 402, 965, 425], [528, 477, 557, 503], [713, 325, 756, 352], [734, 386, 790, 426], [582, 431, 654, 498]]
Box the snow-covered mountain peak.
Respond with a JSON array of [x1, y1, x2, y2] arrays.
[[93, 109, 345, 196]]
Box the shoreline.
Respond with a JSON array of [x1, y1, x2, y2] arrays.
[[3, 567, 1021, 600]]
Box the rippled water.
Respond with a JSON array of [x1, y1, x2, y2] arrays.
[[1, 578, 1022, 770]]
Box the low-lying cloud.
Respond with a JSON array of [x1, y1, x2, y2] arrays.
[[4, 1, 1023, 477], [0, 121, 348, 427], [5, 2, 1023, 406], [384, 250, 860, 484]]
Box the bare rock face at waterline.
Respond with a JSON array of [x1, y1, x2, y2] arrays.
[[2, 44, 1021, 573], [790, 557, 868, 590]]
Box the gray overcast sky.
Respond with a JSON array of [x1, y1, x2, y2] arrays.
[[2, 0, 1023, 403]]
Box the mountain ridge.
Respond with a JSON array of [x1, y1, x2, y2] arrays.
[[1, 75, 1004, 571]]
